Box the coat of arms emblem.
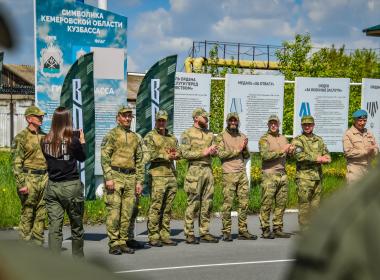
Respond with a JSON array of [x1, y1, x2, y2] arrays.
[[40, 39, 63, 77]]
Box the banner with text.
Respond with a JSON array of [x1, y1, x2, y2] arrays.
[[35, 0, 127, 174], [294, 77, 350, 152], [224, 74, 285, 152], [362, 78, 380, 143], [173, 72, 211, 140]]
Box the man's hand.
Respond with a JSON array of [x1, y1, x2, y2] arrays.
[[135, 183, 143, 195], [287, 144, 295, 154], [282, 144, 292, 154], [105, 180, 115, 191], [18, 186, 28, 195], [203, 145, 218, 156], [368, 145, 378, 155], [317, 155, 331, 164], [240, 138, 248, 151]]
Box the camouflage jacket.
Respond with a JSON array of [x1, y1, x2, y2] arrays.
[[12, 127, 47, 189], [180, 126, 214, 165], [143, 128, 180, 176], [259, 132, 288, 173], [291, 133, 330, 180], [101, 125, 144, 183]]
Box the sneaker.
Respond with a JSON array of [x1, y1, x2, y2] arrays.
[[126, 239, 145, 249], [161, 238, 178, 246], [185, 235, 199, 245], [273, 230, 291, 238], [149, 240, 163, 247], [109, 246, 122, 255], [200, 233, 219, 243], [222, 233, 233, 242], [119, 244, 135, 254], [238, 231, 258, 240]]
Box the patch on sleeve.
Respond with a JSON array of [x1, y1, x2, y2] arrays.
[[181, 137, 189, 145], [295, 146, 303, 154]]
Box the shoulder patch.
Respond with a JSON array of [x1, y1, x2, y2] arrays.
[[181, 137, 189, 145], [295, 146, 303, 154]]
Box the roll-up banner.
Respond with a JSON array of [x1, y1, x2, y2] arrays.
[[173, 72, 211, 140], [362, 78, 380, 143], [224, 74, 285, 152], [34, 0, 128, 175], [294, 77, 350, 152]]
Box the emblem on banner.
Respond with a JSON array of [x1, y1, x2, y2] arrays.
[[230, 98, 243, 113], [366, 101, 378, 118], [299, 102, 311, 117], [40, 39, 63, 78]]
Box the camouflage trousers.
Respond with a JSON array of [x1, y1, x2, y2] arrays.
[[18, 173, 48, 245], [104, 171, 136, 248], [259, 172, 288, 230], [184, 165, 214, 237], [296, 178, 321, 229], [221, 171, 249, 234], [148, 176, 177, 241], [45, 179, 84, 257]]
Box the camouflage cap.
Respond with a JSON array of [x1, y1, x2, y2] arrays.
[[25, 105, 45, 116], [301, 115, 315, 124], [226, 112, 239, 121], [156, 110, 168, 120], [268, 114, 280, 123], [352, 109, 368, 119], [118, 105, 134, 115], [192, 107, 209, 118]]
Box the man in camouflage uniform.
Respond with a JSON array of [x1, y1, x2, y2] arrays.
[[180, 108, 219, 244], [215, 112, 257, 242], [144, 110, 180, 247], [101, 105, 144, 255], [291, 115, 331, 230], [12, 105, 47, 246], [258, 115, 293, 239], [343, 109, 379, 185]]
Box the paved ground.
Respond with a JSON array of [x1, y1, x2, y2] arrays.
[[0, 213, 300, 280]]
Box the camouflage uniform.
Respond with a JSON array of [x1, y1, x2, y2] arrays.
[[12, 106, 47, 245], [180, 109, 215, 239], [215, 127, 250, 235], [101, 121, 144, 249], [258, 129, 289, 235], [144, 125, 179, 242], [291, 117, 330, 229]]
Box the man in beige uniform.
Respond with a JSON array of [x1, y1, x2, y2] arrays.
[[343, 109, 379, 185]]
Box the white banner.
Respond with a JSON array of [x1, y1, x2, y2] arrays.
[[362, 78, 380, 143], [294, 77, 350, 152], [224, 74, 285, 152], [173, 72, 211, 139]]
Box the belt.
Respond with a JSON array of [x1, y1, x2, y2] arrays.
[[23, 168, 47, 175], [111, 166, 136, 174], [189, 162, 211, 167]]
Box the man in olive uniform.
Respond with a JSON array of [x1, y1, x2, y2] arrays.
[[12, 105, 48, 246], [258, 115, 293, 239], [343, 109, 379, 185], [101, 105, 144, 255], [180, 107, 219, 244], [144, 110, 180, 247], [291, 115, 330, 230], [215, 112, 257, 242]]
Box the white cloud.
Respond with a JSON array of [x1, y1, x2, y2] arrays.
[[169, 0, 189, 13]]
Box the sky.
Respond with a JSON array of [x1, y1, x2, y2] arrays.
[[0, 0, 380, 73]]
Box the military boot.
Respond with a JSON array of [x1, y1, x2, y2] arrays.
[[238, 231, 258, 240], [222, 233, 233, 242], [72, 239, 84, 258], [273, 229, 291, 238], [261, 228, 275, 239], [126, 239, 145, 249], [185, 235, 199, 245], [149, 240, 163, 247], [109, 245, 122, 255], [161, 238, 178, 246], [200, 233, 219, 243], [119, 244, 135, 254]]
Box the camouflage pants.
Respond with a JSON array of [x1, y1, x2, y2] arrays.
[[296, 178, 321, 229], [221, 171, 249, 234], [104, 171, 136, 248], [184, 165, 214, 237], [18, 173, 47, 245], [45, 179, 84, 257], [259, 172, 288, 230], [148, 176, 177, 241]]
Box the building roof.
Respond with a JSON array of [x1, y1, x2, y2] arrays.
[[363, 24, 380, 37]]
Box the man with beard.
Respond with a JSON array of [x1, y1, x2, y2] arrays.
[[144, 110, 180, 247], [101, 105, 144, 255], [180, 108, 219, 244], [343, 109, 379, 185], [258, 115, 293, 239], [215, 112, 257, 242]]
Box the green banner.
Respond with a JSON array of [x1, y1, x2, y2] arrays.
[[60, 53, 96, 200], [136, 55, 177, 137], [0, 52, 3, 85]]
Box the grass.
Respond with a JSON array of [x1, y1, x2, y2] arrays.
[[0, 151, 348, 228]]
